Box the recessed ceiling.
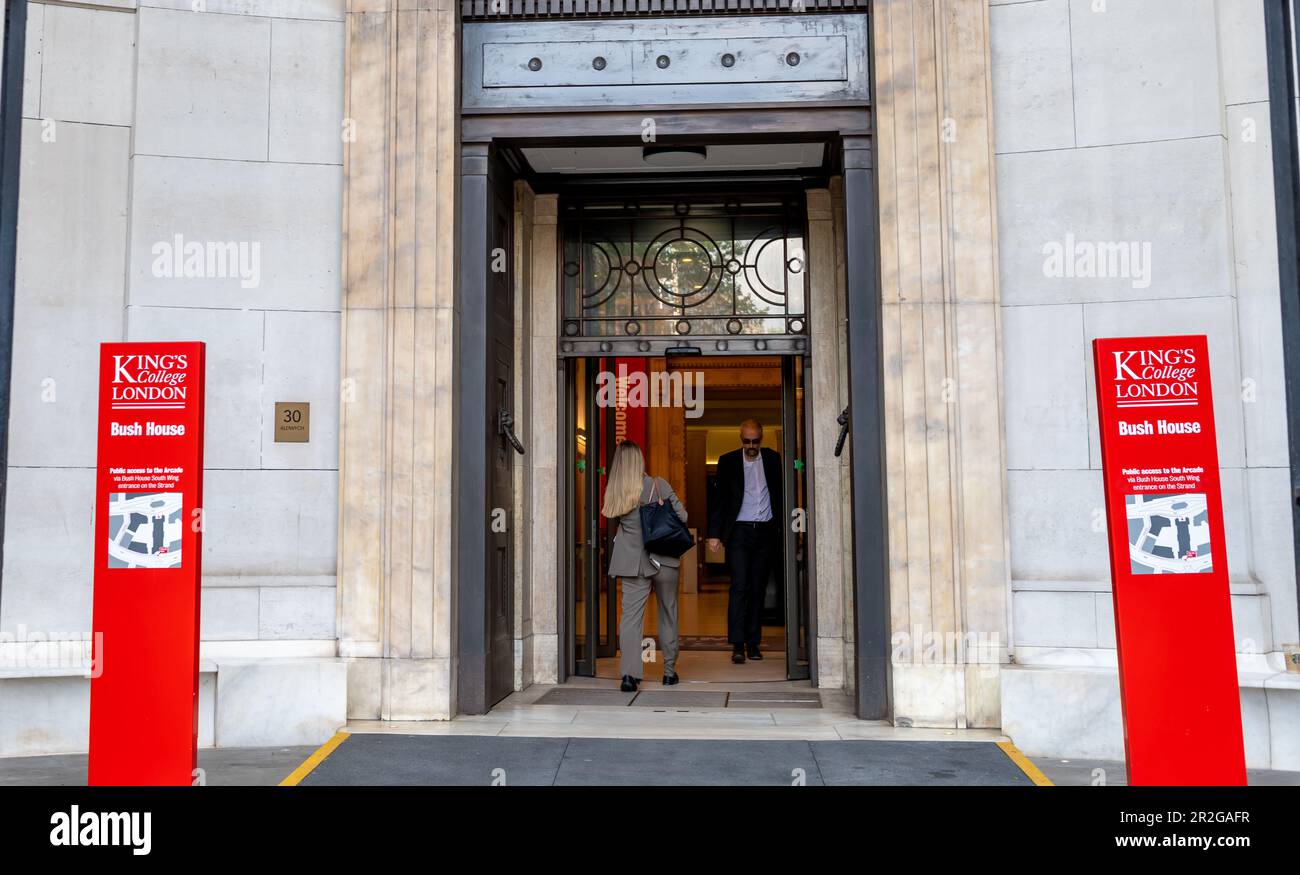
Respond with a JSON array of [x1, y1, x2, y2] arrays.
[[520, 142, 826, 175]]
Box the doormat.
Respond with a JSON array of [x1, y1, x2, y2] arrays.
[[529, 688, 822, 709], [678, 635, 786, 651]]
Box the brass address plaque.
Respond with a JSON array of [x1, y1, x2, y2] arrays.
[[274, 402, 310, 443]]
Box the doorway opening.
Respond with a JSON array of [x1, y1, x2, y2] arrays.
[[564, 354, 811, 683]]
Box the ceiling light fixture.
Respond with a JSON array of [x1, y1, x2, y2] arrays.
[[642, 145, 709, 166]]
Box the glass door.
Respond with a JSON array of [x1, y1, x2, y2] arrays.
[[782, 355, 812, 680], [568, 357, 618, 677]]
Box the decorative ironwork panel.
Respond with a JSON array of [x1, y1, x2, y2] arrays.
[[463, 0, 871, 21], [560, 195, 809, 340]]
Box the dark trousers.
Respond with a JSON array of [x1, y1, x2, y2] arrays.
[[725, 520, 776, 647]]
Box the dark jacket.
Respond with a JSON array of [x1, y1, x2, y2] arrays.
[[707, 447, 783, 543]]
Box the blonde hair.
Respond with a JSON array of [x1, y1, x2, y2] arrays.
[[601, 440, 646, 518]]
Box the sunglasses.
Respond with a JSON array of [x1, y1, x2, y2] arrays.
[[741, 438, 762, 445]]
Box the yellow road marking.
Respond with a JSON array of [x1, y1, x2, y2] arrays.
[[280, 731, 350, 786], [996, 740, 1054, 786]]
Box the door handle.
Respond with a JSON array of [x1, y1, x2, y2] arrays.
[[833, 406, 850, 457], [498, 408, 525, 455]]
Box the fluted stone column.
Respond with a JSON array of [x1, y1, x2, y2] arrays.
[[871, 0, 1010, 728], [338, 0, 459, 720]]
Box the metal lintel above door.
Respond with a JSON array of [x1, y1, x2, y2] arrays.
[[462, 14, 870, 112]]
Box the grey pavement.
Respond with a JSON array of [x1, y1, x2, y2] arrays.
[[0, 745, 318, 786], [298, 735, 1037, 786], [2, 740, 1297, 786], [1033, 757, 1300, 787]]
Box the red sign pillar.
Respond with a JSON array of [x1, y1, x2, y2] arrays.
[[89, 342, 206, 786], [1092, 335, 1245, 785]]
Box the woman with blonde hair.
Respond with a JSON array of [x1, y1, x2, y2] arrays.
[[602, 439, 689, 692]]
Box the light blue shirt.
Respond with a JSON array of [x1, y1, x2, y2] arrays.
[[736, 454, 773, 522]]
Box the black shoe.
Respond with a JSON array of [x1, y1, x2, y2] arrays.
[[731, 646, 745, 664], [747, 645, 763, 660], [662, 671, 680, 686], [620, 675, 639, 692]]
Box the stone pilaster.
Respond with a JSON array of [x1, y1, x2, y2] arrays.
[[807, 186, 852, 690], [526, 194, 562, 684], [871, 0, 1010, 728], [512, 182, 535, 691], [511, 187, 561, 688], [338, 0, 459, 720]]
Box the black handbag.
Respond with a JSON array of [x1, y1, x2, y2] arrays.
[[639, 479, 694, 559]]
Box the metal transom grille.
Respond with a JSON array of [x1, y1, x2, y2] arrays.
[[560, 195, 808, 341], [463, 0, 869, 20]]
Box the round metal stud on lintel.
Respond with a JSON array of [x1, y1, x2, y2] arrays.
[[656, 54, 671, 69], [528, 57, 543, 71], [592, 56, 606, 70]]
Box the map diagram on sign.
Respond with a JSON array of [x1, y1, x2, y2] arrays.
[[1126, 492, 1212, 574], [107, 492, 183, 569]]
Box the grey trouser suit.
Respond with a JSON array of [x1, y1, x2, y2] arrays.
[[607, 476, 689, 679]]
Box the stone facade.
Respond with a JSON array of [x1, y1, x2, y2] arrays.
[[0, 0, 1296, 770], [991, 0, 1300, 769], [1, 0, 348, 754]]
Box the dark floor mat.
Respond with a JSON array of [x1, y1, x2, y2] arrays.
[[630, 690, 729, 707], [531, 688, 637, 706]]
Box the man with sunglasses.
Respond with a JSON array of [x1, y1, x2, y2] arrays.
[[707, 419, 783, 664]]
